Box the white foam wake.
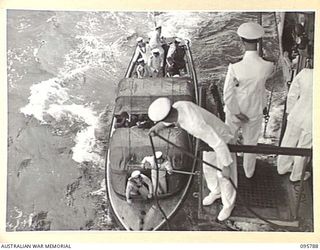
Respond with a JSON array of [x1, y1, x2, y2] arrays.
[[20, 78, 69, 122]]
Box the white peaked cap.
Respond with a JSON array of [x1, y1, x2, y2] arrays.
[[175, 38, 182, 43], [131, 170, 141, 178], [148, 97, 172, 122], [237, 22, 264, 40], [136, 37, 143, 42], [155, 151, 163, 159], [152, 48, 160, 53]]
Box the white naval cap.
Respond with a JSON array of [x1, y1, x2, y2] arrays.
[[155, 151, 163, 159], [136, 37, 143, 42], [237, 22, 264, 40], [175, 38, 182, 43], [148, 97, 171, 122], [131, 170, 141, 178], [152, 48, 160, 53]]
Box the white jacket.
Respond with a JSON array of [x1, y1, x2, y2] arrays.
[[223, 51, 274, 120], [287, 68, 313, 133], [173, 101, 234, 167]]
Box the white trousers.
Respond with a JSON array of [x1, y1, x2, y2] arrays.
[[277, 121, 312, 181], [203, 151, 237, 210], [151, 169, 167, 194], [226, 114, 262, 178]]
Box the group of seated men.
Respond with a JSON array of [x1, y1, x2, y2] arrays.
[[133, 25, 186, 78], [115, 112, 154, 129]]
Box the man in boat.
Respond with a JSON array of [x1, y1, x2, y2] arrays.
[[115, 111, 138, 128], [136, 58, 149, 78], [148, 25, 165, 61], [141, 151, 173, 195], [148, 97, 237, 221], [115, 111, 130, 128], [277, 57, 313, 182], [132, 37, 151, 64], [148, 48, 163, 77], [126, 170, 153, 204], [166, 38, 186, 77], [223, 22, 274, 178]]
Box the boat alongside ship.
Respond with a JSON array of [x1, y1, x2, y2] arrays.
[[105, 11, 314, 231]]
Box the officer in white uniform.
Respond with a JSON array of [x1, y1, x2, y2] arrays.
[[148, 97, 237, 221], [223, 22, 274, 178], [277, 61, 313, 182]]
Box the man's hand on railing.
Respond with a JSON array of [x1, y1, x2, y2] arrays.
[[235, 112, 249, 123], [221, 165, 231, 179]]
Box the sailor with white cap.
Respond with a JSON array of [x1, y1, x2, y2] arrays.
[[136, 37, 143, 43], [133, 37, 151, 65], [125, 170, 153, 204], [142, 151, 173, 194], [223, 22, 274, 178], [148, 48, 163, 77], [136, 58, 149, 78], [148, 97, 237, 221]]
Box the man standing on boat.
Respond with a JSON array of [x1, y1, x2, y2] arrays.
[[149, 25, 165, 61], [148, 48, 163, 77], [141, 151, 173, 195], [166, 38, 186, 76], [133, 37, 152, 70], [148, 97, 237, 221], [223, 22, 274, 178]]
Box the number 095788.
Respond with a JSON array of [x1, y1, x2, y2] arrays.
[[300, 244, 319, 248]]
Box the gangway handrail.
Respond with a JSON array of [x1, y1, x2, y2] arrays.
[[199, 142, 312, 157]]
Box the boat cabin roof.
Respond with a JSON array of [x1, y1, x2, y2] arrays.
[[114, 77, 195, 115]]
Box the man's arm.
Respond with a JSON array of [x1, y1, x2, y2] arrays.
[[191, 120, 233, 168], [141, 174, 153, 197], [223, 64, 248, 122], [132, 47, 140, 63], [286, 70, 301, 113], [149, 121, 173, 135], [223, 64, 241, 115], [125, 182, 132, 204]]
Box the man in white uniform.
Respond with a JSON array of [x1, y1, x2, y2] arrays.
[[223, 22, 274, 178], [148, 48, 163, 77], [277, 61, 313, 182], [126, 170, 153, 204], [141, 151, 173, 195], [148, 97, 236, 221]]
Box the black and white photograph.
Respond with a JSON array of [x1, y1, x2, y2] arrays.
[[6, 10, 315, 233]]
